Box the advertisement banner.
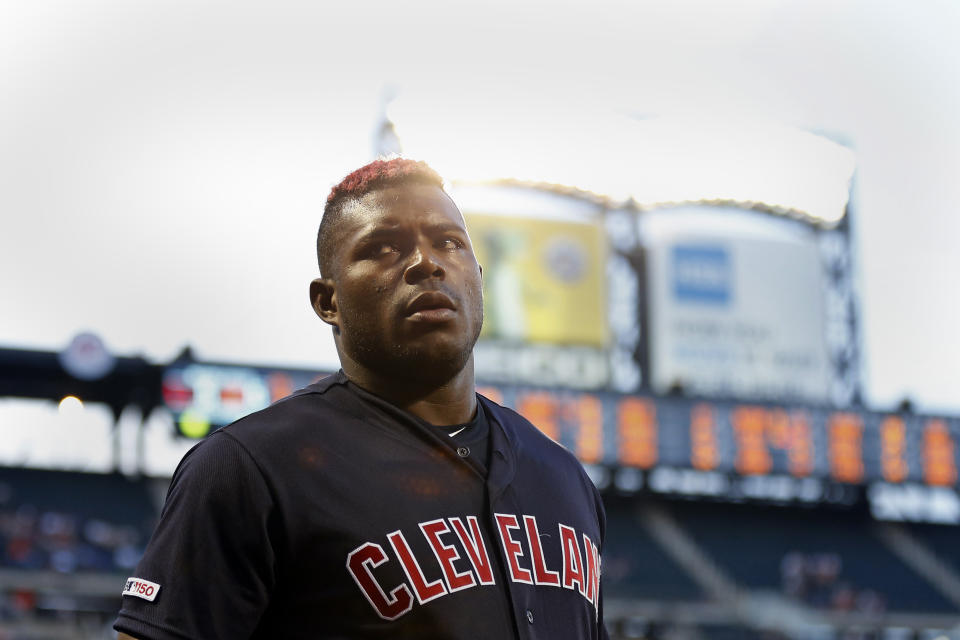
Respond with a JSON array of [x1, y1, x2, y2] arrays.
[[465, 214, 608, 347], [643, 206, 830, 403]]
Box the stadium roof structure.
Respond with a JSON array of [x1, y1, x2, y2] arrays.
[[450, 176, 833, 226], [0, 345, 162, 419], [384, 94, 856, 228]]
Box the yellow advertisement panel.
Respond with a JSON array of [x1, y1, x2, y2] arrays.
[[465, 214, 608, 347]]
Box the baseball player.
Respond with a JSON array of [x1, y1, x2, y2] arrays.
[[115, 158, 609, 639]]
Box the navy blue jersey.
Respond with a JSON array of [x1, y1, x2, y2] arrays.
[[115, 371, 609, 639]]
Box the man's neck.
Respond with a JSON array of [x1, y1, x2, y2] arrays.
[[340, 356, 478, 426]]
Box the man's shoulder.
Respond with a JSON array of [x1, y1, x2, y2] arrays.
[[479, 394, 578, 465], [480, 394, 605, 520], [216, 371, 353, 443]]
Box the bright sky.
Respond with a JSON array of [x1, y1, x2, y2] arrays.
[[1, 0, 959, 470]]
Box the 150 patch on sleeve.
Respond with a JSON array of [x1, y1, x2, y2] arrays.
[[122, 577, 160, 602]]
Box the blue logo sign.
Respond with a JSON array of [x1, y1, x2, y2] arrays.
[[671, 245, 732, 305]]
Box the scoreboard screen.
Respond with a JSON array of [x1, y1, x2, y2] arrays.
[[478, 384, 960, 523], [162, 363, 960, 523], [475, 385, 957, 488]]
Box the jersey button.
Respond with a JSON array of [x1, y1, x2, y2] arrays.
[[526, 609, 534, 624], [456, 446, 470, 458]]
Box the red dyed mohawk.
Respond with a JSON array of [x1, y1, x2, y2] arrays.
[[317, 158, 446, 277], [326, 158, 443, 206]]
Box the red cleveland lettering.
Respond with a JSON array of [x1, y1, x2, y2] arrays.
[[387, 530, 447, 604], [420, 519, 476, 592], [345, 542, 414, 621], [449, 516, 496, 585], [559, 524, 586, 594], [495, 513, 534, 584], [523, 515, 560, 586], [347, 514, 599, 620]]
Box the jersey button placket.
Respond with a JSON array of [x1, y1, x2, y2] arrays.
[[456, 446, 470, 458]]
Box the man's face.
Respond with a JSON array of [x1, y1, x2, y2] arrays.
[[320, 183, 484, 382]]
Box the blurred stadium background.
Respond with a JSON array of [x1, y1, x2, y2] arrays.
[[2, 1, 959, 639]]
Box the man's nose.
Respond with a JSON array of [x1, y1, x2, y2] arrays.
[[404, 243, 445, 283]]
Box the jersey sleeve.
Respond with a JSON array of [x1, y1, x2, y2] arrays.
[[114, 431, 277, 640], [598, 585, 611, 640], [593, 474, 612, 640]]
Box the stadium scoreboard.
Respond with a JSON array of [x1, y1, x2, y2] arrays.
[[162, 363, 960, 524], [476, 385, 956, 485]]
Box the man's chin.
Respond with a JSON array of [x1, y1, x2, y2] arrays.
[[344, 322, 480, 386], [382, 339, 474, 383]]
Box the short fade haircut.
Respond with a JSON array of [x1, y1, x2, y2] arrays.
[[316, 158, 445, 277]]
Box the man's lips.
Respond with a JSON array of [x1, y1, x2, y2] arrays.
[[404, 292, 457, 321]]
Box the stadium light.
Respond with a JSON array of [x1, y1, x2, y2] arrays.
[[58, 395, 84, 415]]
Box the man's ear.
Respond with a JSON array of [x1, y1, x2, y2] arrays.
[[309, 278, 339, 330]]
